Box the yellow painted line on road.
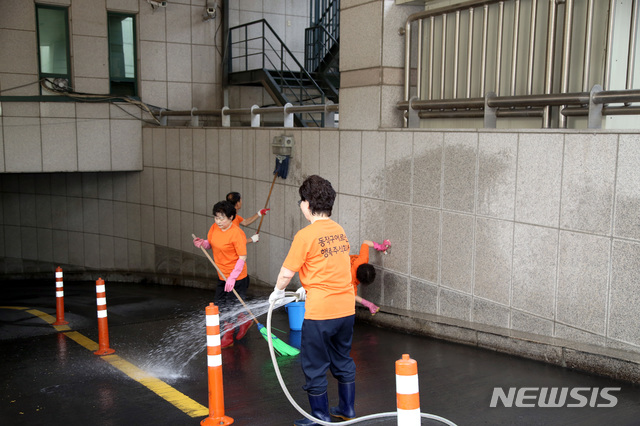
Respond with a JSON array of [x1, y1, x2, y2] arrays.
[[64, 330, 99, 352], [25, 308, 57, 324], [2, 306, 209, 418], [102, 354, 209, 417], [63, 330, 208, 416], [25, 308, 71, 331]]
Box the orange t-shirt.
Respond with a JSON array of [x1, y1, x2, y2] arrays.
[[350, 243, 370, 295], [232, 214, 244, 227], [283, 219, 354, 320], [207, 223, 248, 280]]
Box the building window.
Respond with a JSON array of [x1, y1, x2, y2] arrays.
[[36, 5, 71, 93], [108, 13, 137, 97]]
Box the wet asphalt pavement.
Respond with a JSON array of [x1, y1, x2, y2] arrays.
[[1, 279, 640, 426]]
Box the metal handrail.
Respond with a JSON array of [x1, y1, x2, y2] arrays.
[[156, 102, 339, 128], [160, 103, 338, 117], [397, 87, 640, 129], [159, 110, 222, 117], [397, 89, 640, 111]]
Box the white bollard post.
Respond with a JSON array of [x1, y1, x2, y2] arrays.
[[396, 353, 420, 425]]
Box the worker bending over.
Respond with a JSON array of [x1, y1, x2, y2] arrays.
[[350, 239, 391, 315]]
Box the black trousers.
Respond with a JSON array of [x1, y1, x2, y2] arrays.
[[300, 315, 356, 395], [214, 276, 249, 304]]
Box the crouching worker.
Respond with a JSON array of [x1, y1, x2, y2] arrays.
[[193, 201, 251, 348], [351, 239, 391, 315], [269, 175, 356, 425]]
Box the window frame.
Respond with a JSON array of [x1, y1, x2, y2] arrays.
[[107, 12, 139, 97], [35, 4, 72, 95]]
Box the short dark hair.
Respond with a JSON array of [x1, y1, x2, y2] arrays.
[[226, 192, 241, 205], [356, 263, 376, 285], [299, 175, 335, 216], [212, 200, 236, 221]]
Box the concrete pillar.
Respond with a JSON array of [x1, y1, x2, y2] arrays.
[[339, 0, 422, 130]]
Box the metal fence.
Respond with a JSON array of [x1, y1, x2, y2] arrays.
[[398, 0, 640, 129]]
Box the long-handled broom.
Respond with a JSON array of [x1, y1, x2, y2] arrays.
[[192, 234, 299, 357]]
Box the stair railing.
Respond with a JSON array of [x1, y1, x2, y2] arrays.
[[227, 19, 326, 126], [305, 25, 339, 75], [307, 0, 340, 73], [310, 0, 340, 36]]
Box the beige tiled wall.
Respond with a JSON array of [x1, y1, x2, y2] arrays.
[[615, 135, 640, 240], [561, 133, 617, 234], [13, 127, 629, 356], [477, 132, 517, 219], [1, 0, 222, 109], [4, 117, 42, 171], [515, 133, 563, 227], [1, 0, 229, 173], [339, 0, 422, 130]]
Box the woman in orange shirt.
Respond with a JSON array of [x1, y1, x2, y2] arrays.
[[226, 191, 269, 244], [194, 201, 250, 348], [270, 175, 355, 426], [350, 239, 391, 315]]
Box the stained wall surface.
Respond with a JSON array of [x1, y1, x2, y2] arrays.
[[2, 127, 640, 361]]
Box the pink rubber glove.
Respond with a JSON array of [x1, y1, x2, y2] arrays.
[[194, 237, 211, 249], [224, 258, 245, 292], [361, 299, 379, 315], [373, 239, 391, 253], [257, 208, 270, 216]]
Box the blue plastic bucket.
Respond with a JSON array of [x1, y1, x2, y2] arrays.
[[285, 301, 305, 331]]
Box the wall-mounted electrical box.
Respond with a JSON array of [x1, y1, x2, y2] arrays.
[[272, 135, 294, 157]]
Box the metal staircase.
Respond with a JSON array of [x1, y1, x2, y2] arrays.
[[305, 0, 340, 103], [225, 1, 339, 127]]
